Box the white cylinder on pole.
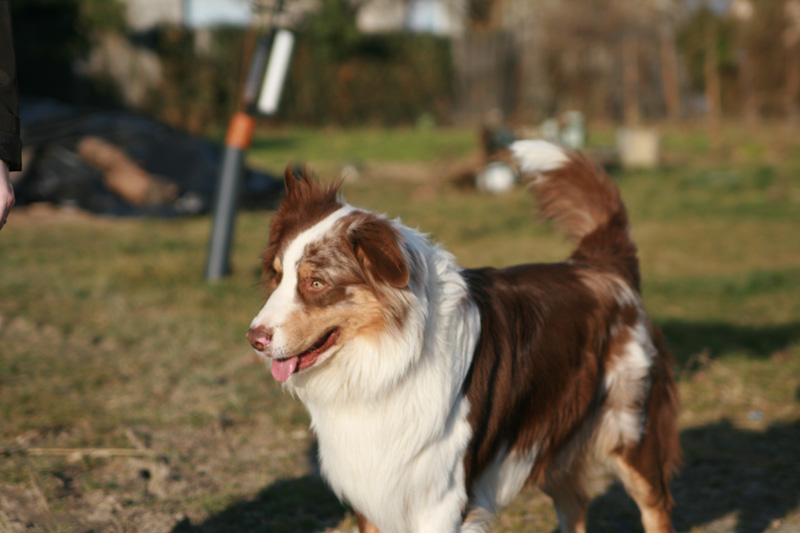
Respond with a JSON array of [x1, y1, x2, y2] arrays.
[[257, 29, 295, 116]]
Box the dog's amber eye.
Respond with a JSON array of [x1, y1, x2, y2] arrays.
[[309, 279, 325, 290], [267, 268, 282, 285]]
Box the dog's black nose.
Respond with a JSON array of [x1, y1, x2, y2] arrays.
[[247, 326, 273, 351]]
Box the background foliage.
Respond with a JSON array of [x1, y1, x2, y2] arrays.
[[10, 0, 800, 132]]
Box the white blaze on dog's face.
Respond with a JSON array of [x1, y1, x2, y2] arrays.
[[247, 171, 410, 383]]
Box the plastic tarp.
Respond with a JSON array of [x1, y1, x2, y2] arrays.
[[13, 98, 282, 216]]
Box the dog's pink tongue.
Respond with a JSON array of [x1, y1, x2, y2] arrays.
[[271, 356, 299, 383]]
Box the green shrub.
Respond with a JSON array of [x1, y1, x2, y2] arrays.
[[144, 23, 453, 131], [13, 0, 454, 131], [282, 32, 453, 126]]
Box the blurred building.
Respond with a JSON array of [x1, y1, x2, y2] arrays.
[[123, 0, 184, 30], [184, 0, 251, 27], [123, 0, 251, 30], [358, 0, 466, 36], [122, 0, 465, 34]]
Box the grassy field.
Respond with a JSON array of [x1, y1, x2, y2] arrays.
[[1, 123, 799, 532]]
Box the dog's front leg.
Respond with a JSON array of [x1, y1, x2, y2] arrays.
[[355, 509, 382, 533]]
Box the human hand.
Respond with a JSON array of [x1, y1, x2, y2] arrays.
[[1, 159, 14, 230]]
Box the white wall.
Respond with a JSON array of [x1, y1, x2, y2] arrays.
[[123, 0, 183, 31], [122, 0, 252, 30], [357, 0, 465, 36]]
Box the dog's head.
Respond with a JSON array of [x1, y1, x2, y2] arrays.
[[247, 169, 412, 388]]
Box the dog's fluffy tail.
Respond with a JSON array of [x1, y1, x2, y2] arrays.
[[511, 140, 641, 292]]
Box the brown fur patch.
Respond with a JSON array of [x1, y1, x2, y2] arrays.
[[338, 212, 411, 327], [462, 261, 679, 528], [461, 263, 615, 486], [261, 168, 343, 283], [461, 147, 679, 528], [345, 213, 409, 289]]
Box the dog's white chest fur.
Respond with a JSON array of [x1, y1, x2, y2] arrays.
[[292, 237, 482, 533], [306, 390, 472, 532]]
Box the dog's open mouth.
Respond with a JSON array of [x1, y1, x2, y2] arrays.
[[270, 328, 340, 383]]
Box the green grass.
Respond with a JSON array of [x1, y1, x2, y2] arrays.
[[1, 122, 799, 532], [247, 125, 477, 170]]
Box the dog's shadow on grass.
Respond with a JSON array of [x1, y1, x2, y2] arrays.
[[657, 319, 800, 367], [176, 320, 799, 532], [172, 474, 347, 533], [173, 442, 348, 533], [175, 423, 800, 533], [590, 419, 800, 533], [183, 475, 345, 533]]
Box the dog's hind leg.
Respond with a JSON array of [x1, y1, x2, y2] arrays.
[[550, 492, 589, 533], [542, 478, 589, 533], [612, 453, 673, 533], [612, 329, 680, 533]]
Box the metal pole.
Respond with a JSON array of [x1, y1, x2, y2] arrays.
[[204, 143, 248, 280], [204, 36, 273, 281], [204, 1, 290, 281]]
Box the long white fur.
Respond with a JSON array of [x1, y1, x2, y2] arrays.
[[252, 209, 482, 532], [510, 140, 569, 174], [597, 317, 656, 455]]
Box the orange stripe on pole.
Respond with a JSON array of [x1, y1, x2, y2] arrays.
[[225, 112, 255, 150]]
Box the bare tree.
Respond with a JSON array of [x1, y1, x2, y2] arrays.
[[704, 8, 722, 136], [622, 25, 641, 125], [784, 0, 800, 126], [655, 0, 683, 120], [730, 0, 758, 122]]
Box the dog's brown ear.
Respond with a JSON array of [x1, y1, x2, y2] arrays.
[[350, 217, 409, 289]]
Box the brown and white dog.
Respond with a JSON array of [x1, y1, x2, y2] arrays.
[[246, 141, 680, 533]]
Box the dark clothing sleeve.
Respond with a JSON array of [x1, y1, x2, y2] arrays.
[[0, 0, 21, 171]]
